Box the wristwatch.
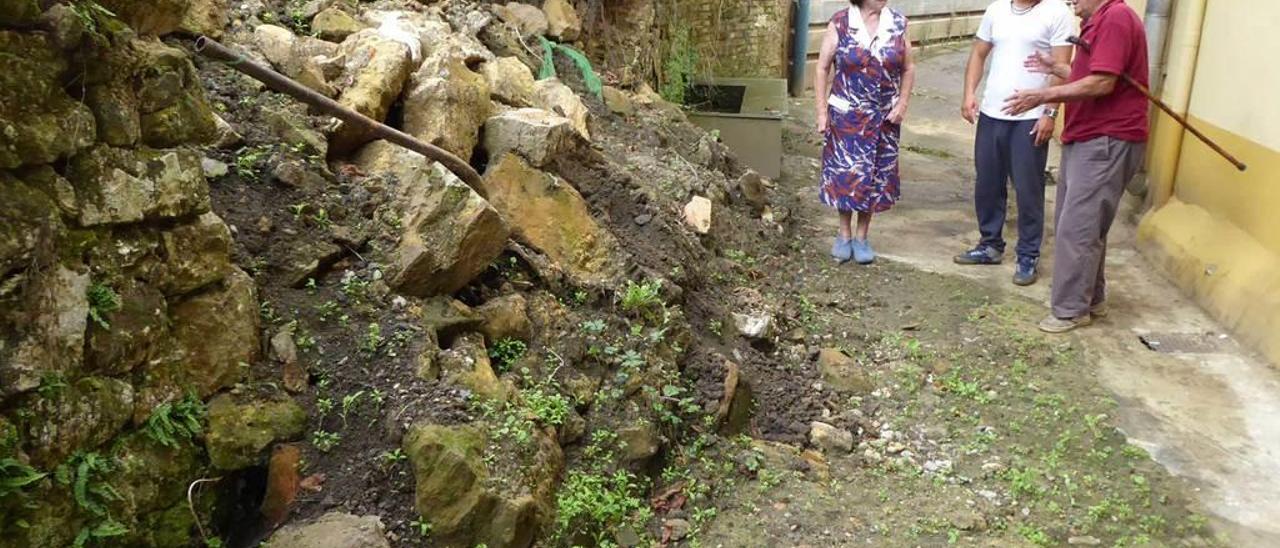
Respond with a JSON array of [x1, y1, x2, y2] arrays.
[[1043, 107, 1059, 119]]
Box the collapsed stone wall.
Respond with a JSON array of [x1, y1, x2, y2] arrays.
[[2, 0, 771, 545], [0, 2, 265, 545]]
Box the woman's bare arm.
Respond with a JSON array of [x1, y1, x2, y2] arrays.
[[814, 21, 838, 125]]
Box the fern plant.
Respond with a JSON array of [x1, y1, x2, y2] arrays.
[[86, 282, 121, 330], [56, 451, 128, 546], [143, 394, 205, 448], [0, 458, 47, 498]]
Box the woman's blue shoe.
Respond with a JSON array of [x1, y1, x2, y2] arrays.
[[853, 239, 876, 264], [832, 237, 853, 263]]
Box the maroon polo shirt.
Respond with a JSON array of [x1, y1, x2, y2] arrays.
[[1061, 0, 1149, 144]]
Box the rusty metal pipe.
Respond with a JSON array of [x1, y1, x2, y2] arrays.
[[192, 36, 490, 196]]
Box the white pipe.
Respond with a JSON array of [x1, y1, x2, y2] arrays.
[[1144, 0, 1173, 93]]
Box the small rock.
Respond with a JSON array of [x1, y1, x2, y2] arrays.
[[682, 195, 712, 234], [312, 7, 364, 42], [1068, 536, 1103, 546], [715, 361, 752, 434], [733, 312, 773, 340], [923, 459, 952, 475], [267, 512, 389, 548], [497, 2, 548, 37], [257, 216, 274, 234], [809, 421, 853, 453], [531, 78, 590, 139], [541, 0, 581, 41], [815, 348, 873, 395], [213, 114, 244, 148], [602, 85, 635, 116], [202, 157, 229, 178], [617, 422, 661, 465], [981, 461, 1005, 475], [736, 170, 772, 213], [885, 442, 906, 455], [270, 324, 300, 367], [273, 160, 326, 188], [862, 448, 884, 464], [482, 108, 578, 167], [614, 528, 643, 548], [476, 293, 532, 343], [948, 509, 987, 532], [664, 518, 691, 541], [482, 56, 537, 107], [633, 213, 652, 226]]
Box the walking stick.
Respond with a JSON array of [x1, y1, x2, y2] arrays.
[[1068, 36, 1246, 172]]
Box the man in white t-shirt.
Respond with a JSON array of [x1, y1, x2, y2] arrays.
[[954, 0, 1074, 286]]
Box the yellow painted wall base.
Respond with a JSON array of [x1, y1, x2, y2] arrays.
[[1138, 200, 1280, 365]]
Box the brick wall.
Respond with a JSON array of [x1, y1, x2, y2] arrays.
[[673, 0, 791, 79]]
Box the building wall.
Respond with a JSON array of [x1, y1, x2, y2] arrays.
[[1138, 0, 1280, 365], [674, 0, 791, 79]]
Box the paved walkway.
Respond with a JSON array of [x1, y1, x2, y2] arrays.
[[784, 44, 1280, 545]]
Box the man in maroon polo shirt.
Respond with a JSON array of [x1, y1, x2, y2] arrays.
[[1003, 0, 1148, 333]]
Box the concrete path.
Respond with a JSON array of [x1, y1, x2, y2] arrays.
[[783, 44, 1280, 545]]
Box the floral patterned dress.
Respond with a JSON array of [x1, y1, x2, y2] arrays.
[[820, 7, 908, 213]]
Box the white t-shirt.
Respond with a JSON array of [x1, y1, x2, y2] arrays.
[[976, 0, 1075, 121]]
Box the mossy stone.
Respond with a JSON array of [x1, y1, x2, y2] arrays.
[[206, 386, 307, 470]]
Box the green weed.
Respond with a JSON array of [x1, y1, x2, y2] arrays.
[[410, 518, 432, 537], [361, 323, 384, 355], [660, 22, 698, 104], [1017, 524, 1053, 546], [379, 449, 407, 467], [234, 145, 273, 181], [489, 338, 527, 374], [340, 391, 365, 425], [619, 279, 664, 316], [311, 430, 341, 452], [553, 469, 653, 544]]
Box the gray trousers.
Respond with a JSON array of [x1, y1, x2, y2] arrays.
[[974, 114, 1048, 259], [1051, 136, 1145, 319]]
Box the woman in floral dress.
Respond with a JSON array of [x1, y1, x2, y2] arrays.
[[815, 0, 916, 264]]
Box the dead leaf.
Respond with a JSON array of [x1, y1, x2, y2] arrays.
[[299, 473, 327, 492]]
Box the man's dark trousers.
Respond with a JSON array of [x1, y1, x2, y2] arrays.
[[973, 113, 1048, 260]]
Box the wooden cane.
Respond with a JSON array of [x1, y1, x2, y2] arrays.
[[1067, 36, 1246, 172]]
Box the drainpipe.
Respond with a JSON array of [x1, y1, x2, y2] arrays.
[[789, 0, 812, 97], [1144, 0, 1174, 92], [1147, 0, 1208, 209]]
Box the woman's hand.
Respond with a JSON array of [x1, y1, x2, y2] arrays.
[[817, 110, 830, 135], [1032, 114, 1055, 146], [887, 100, 908, 125]]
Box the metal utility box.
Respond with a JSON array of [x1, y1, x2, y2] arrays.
[[687, 77, 788, 179]]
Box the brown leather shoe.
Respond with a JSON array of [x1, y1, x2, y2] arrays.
[[1038, 315, 1093, 334]]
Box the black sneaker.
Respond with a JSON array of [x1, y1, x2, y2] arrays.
[[1013, 257, 1039, 286], [954, 246, 1003, 265]]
